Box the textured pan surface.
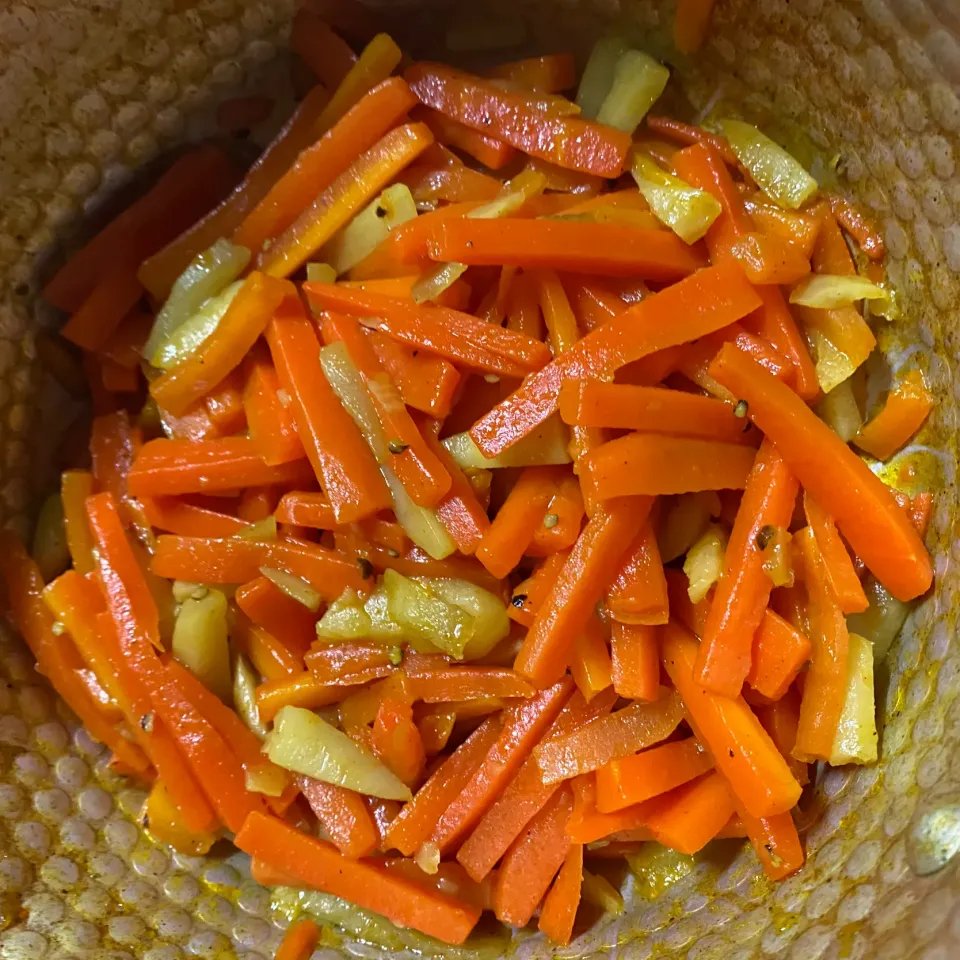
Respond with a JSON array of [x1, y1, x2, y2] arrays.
[[1, 0, 959, 957]]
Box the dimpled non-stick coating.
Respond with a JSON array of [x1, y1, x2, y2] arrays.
[[1, 0, 959, 957]]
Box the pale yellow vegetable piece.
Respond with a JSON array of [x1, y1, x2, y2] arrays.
[[683, 523, 728, 603], [846, 578, 910, 662], [384, 568, 473, 659], [234, 515, 277, 541], [828, 633, 878, 765], [596, 50, 668, 134], [631, 153, 722, 244], [442, 414, 571, 469], [790, 273, 890, 309], [152, 279, 244, 370], [245, 763, 289, 797], [424, 576, 510, 660], [415, 842, 441, 875], [625, 844, 697, 900], [305, 262, 337, 284], [383, 466, 456, 560], [265, 705, 412, 800], [719, 119, 819, 210], [807, 327, 859, 396], [658, 491, 721, 564], [172, 588, 232, 702], [581, 870, 624, 915], [233, 652, 267, 739], [817, 378, 863, 443], [412, 261, 468, 305], [260, 566, 322, 612], [576, 36, 630, 119]]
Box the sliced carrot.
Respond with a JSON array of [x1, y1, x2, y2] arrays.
[[538, 843, 583, 945], [709, 343, 932, 601], [266, 297, 391, 524], [660, 621, 802, 819], [825, 193, 885, 261], [737, 806, 805, 881], [747, 611, 812, 701], [406, 667, 535, 703], [243, 354, 305, 466], [854, 369, 934, 461], [274, 491, 336, 529], [256, 671, 374, 722], [399, 144, 503, 204], [606, 521, 669, 626], [276, 918, 320, 960], [368, 330, 461, 419], [643, 772, 736, 855], [60, 262, 143, 352], [694, 440, 798, 698], [508, 552, 569, 628], [803, 491, 868, 614], [305, 642, 393, 682], [235, 577, 317, 657], [728, 231, 811, 285], [515, 497, 652, 687], [60, 470, 96, 574], [488, 54, 576, 93], [242, 626, 306, 682], [674, 0, 717, 51], [646, 116, 739, 167], [413, 106, 515, 170], [611, 623, 661, 702], [529, 473, 585, 555], [492, 785, 574, 927], [371, 696, 426, 785], [470, 261, 762, 457], [235, 812, 481, 944], [136, 496, 245, 538], [754, 688, 810, 788], [743, 195, 822, 260], [565, 774, 652, 844], [292, 8, 356, 87], [90, 410, 141, 507], [298, 777, 378, 858]]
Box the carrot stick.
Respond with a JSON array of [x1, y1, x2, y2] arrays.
[[242, 354, 305, 467], [728, 231, 811, 285], [242, 626, 305, 682], [406, 667, 535, 702], [60, 263, 143, 352], [854, 369, 934, 461], [708, 343, 933, 601], [565, 774, 653, 844], [236, 811, 481, 944], [90, 410, 141, 507], [586, 433, 757, 499], [234, 77, 416, 253], [371, 695, 426, 784], [137, 495, 244, 539], [793, 526, 850, 761], [256, 671, 373, 722], [266, 298, 391, 524], [305, 642, 393, 682], [304, 283, 552, 378], [570, 615, 613, 702], [298, 776, 378, 858], [413, 106, 516, 170], [746, 610, 812, 701], [535, 691, 683, 784], [276, 918, 320, 960], [291, 8, 357, 87], [399, 144, 503, 204], [674, 0, 717, 52], [693, 440, 798, 697], [60, 470, 96, 574], [737, 805, 805, 881], [665, 567, 712, 638], [385, 715, 502, 856], [236, 577, 317, 657], [606, 521, 669, 626], [743, 195, 822, 261], [515, 497, 652, 687], [428, 679, 572, 854], [755, 688, 810, 787], [611, 623, 661, 702], [645, 116, 739, 167], [128, 438, 313, 497], [406, 63, 631, 177], [803, 491, 868, 614], [660, 621, 802, 818], [643, 772, 736, 855], [529, 473, 585, 555], [259, 123, 434, 277], [427, 219, 706, 280], [470, 261, 762, 457], [492, 785, 574, 927], [275, 492, 337, 529], [538, 843, 583, 945], [825, 193, 885, 261], [488, 54, 576, 94], [368, 330, 461, 418]]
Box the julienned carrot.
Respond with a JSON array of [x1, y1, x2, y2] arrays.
[[743, 195, 822, 260], [235, 812, 481, 944], [538, 843, 583, 945], [489, 54, 577, 94], [234, 77, 416, 253], [793, 526, 850, 762], [694, 440, 798, 698], [406, 667, 535, 702], [595, 738, 713, 813], [643, 772, 736, 855], [585, 433, 757, 499], [414, 106, 516, 170], [320, 312, 452, 507], [260, 122, 434, 278], [746, 610, 812, 701], [276, 918, 321, 960], [755, 689, 809, 788], [709, 344, 933, 601], [660, 621, 802, 819], [456, 689, 615, 882], [428, 219, 706, 280], [515, 497, 652, 687], [739, 806, 804, 881], [611, 623, 661, 702], [529, 473, 585, 555], [429, 679, 573, 854], [728, 231, 811, 285], [570, 615, 613, 702], [241, 625, 304, 682], [274, 491, 337, 529], [60, 263, 143, 352], [400, 145, 503, 205], [606, 522, 669, 626], [266, 298, 391, 524], [305, 642, 393, 682], [803, 491, 868, 614], [535, 691, 683, 784], [256, 671, 374, 722], [406, 62, 630, 177], [475, 466, 563, 578], [559, 381, 753, 446], [90, 411, 141, 506], [243, 355, 305, 466], [646, 116, 739, 168], [128, 438, 313, 497], [291, 7, 357, 87], [303, 283, 552, 377], [136, 496, 245, 538], [236, 577, 317, 656], [508, 551, 568, 628], [854, 369, 934, 461], [368, 330, 462, 419], [470, 261, 762, 457], [386, 716, 502, 856], [674, 0, 717, 53], [60, 469, 96, 574], [492, 786, 574, 927], [372, 695, 427, 784], [298, 776, 378, 858], [825, 193, 885, 261]]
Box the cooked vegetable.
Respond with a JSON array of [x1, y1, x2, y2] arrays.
[[233, 652, 268, 739], [828, 633, 878, 765], [260, 566, 322, 612], [265, 705, 412, 800], [683, 523, 727, 602], [631, 152, 721, 243], [576, 36, 630, 118], [596, 50, 669, 134], [443, 416, 572, 469], [32, 493, 69, 583], [817, 377, 863, 442], [846, 577, 911, 661], [790, 273, 889, 309], [305, 262, 337, 284], [171, 588, 232, 703]]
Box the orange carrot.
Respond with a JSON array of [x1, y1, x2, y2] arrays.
[[488, 54, 576, 93], [413, 106, 516, 170], [470, 261, 762, 457], [803, 491, 868, 614], [60, 263, 143, 352], [492, 786, 574, 927], [660, 621, 802, 819], [538, 843, 583, 945], [276, 918, 320, 960], [136, 496, 244, 538], [399, 144, 503, 204], [694, 440, 798, 697], [825, 193, 885, 261], [643, 772, 736, 855], [406, 667, 535, 702], [793, 527, 850, 762], [90, 410, 141, 508], [610, 623, 661, 702], [386, 716, 503, 856], [266, 297, 391, 524], [298, 777, 378, 858], [728, 231, 811, 285], [304, 283, 552, 378], [674, 0, 717, 53], [746, 610, 812, 701], [606, 521, 669, 626], [428, 679, 573, 854], [243, 354, 305, 466], [372, 697, 426, 785], [708, 343, 933, 601], [275, 492, 337, 529], [368, 330, 462, 418], [755, 688, 809, 788], [585, 433, 757, 499], [743, 195, 822, 261], [292, 8, 357, 87], [428, 218, 706, 280], [235, 812, 481, 944], [646, 116, 739, 167], [529, 473, 585, 555], [234, 77, 416, 253], [737, 806, 805, 881], [515, 497, 652, 687], [305, 642, 393, 682], [236, 577, 317, 657], [854, 369, 934, 461], [259, 123, 434, 277], [570, 615, 613, 703], [595, 738, 713, 813], [256, 672, 373, 722]]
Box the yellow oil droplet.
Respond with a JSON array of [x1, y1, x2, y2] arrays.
[[837, 923, 861, 958], [0, 892, 23, 931], [771, 907, 799, 936]]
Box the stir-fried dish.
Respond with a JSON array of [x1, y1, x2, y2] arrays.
[[7, 0, 935, 953]]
